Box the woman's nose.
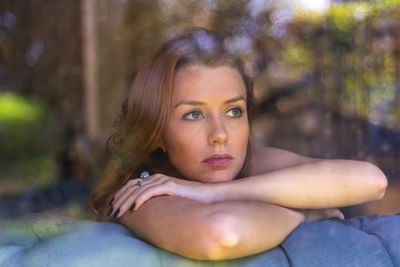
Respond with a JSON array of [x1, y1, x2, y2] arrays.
[[207, 117, 228, 145]]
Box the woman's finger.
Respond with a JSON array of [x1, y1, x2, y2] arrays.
[[114, 175, 160, 204], [108, 184, 139, 217], [110, 178, 159, 217], [114, 178, 146, 201], [133, 180, 176, 211], [111, 184, 140, 212], [116, 180, 166, 218], [110, 174, 173, 218], [326, 208, 345, 220], [335, 209, 345, 220]]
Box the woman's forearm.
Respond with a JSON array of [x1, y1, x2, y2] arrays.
[[119, 195, 305, 260], [211, 160, 387, 208], [204, 200, 305, 260]]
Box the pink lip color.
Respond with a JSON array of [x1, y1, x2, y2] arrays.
[[203, 157, 232, 167]]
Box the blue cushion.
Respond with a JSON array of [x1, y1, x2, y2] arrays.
[[0, 214, 399, 266]]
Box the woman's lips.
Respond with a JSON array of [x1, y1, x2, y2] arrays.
[[202, 154, 233, 167], [203, 158, 232, 166]]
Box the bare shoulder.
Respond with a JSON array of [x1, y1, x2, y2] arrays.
[[250, 146, 318, 175]]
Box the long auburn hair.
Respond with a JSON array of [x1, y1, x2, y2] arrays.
[[90, 27, 256, 217]]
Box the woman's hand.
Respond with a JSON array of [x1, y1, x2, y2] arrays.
[[306, 208, 345, 222], [109, 173, 211, 218]]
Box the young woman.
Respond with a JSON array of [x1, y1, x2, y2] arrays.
[[90, 28, 387, 260]]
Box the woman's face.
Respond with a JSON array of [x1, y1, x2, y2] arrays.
[[162, 64, 249, 183]]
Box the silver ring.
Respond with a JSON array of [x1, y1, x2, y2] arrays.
[[136, 180, 142, 186], [140, 171, 150, 180]]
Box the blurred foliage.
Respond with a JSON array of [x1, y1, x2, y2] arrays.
[[0, 92, 43, 121], [0, 92, 60, 184], [0, 0, 81, 188], [286, 0, 400, 128], [0, 92, 60, 159], [1, 0, 400, 182], [0, 0, 82, 131], [113, 0, 400, 132]]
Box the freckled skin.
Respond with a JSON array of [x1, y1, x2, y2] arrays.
[[163, 65, 249, 183]]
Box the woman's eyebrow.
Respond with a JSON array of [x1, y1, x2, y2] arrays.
[[225, 95, 246, 104], [174, 95, 246, 109]]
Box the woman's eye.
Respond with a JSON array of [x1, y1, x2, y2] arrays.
[[183, 111, 202, 120], [226, 107, 243, 117]]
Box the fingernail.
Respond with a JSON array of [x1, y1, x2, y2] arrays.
[[112, 208, 120, 218], [107, 207, 113, 216], [109, 196, 114, 206], [129, 203, 135, 212]]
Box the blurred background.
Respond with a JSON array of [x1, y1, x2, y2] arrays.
[[0, 0, 399, 221]]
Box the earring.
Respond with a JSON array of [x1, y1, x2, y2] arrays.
[[157, 143, 167, 153], [154, 147, 166, 154]]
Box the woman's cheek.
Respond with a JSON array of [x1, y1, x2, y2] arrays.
[[231, 121, 249, 143], [167, 133, 198, 167]]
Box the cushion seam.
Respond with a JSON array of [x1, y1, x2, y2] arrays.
[[278, 244, 293, 267], [365, 231, 395, 267]]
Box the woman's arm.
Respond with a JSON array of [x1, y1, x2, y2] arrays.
[[118, 195, 320, 260], [209, 147, 388, 208], [111, 147, 387, 215], [110, 147, 348, 259]]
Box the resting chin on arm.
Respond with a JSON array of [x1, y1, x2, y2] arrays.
[[114, 147, 386, 260], [210, 147, 387, 209], [118, 195, 305, 260]]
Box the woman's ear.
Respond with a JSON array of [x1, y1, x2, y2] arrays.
[[157, 141, 167, 153]]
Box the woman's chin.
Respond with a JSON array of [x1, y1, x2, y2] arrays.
[[190, 171, 236, 183]]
